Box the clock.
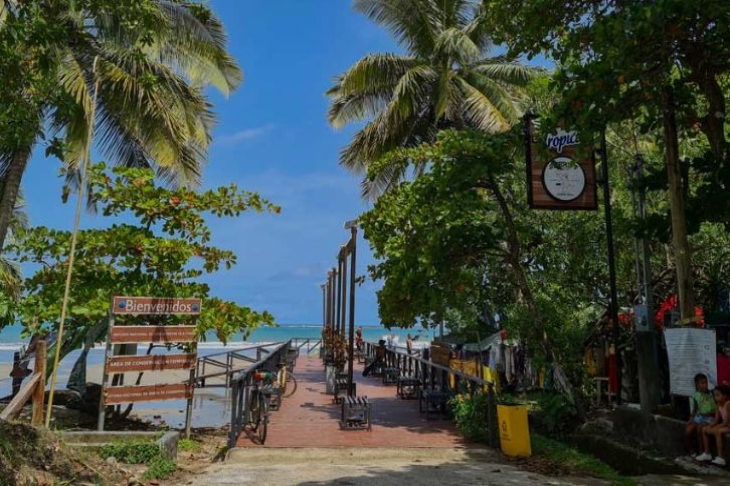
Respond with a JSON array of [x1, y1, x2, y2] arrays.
[[541, 156, 586, 202]]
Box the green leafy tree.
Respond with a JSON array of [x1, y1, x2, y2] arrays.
[[0, 0, 242, 251], [486, 0, 730, 321], [7, 164, 278, 377], [327, 0, 535, 197]]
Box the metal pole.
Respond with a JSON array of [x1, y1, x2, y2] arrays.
[[347, 227, 357, 396], [335, 259, 343, 337], [340, 246, 347, 341], [326, 272, 333, 328], [321, 284, 326, 328], [601, 131, 621, 404]]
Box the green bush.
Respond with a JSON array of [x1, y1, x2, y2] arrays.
[[449, 392, 491, 443], [142, 457, 177, 480], [98, 440, 161, 465], [535, 392, 578, 437]]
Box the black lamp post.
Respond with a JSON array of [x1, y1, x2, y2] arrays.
[[344, 219, 358, 396]]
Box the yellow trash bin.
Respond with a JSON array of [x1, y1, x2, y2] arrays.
[[497, 404, 531, 457]]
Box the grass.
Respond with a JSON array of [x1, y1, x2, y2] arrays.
[[178, 438, 202, 453], [531, 434, 636, 486]]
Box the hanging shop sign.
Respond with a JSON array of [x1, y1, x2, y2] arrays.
[[525, 118, 598, 210]]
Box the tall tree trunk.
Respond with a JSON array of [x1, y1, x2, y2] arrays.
[[488, 178, 551, 359], [0, 149, 31, 251], [488, 177, 584, 419], [663, 87, 696, 321]]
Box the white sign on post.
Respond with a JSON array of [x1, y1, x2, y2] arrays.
[[664, 328, 717, 396]]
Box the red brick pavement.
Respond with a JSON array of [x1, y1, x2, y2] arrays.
[[236, 355, 470, 448]]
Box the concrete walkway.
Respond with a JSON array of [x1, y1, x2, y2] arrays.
[[192, 448, 608, 486]]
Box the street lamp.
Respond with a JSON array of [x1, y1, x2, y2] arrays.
[[343, 219, 358, 396]]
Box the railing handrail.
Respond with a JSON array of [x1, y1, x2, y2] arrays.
[[228, 340, 292, 447], [363, 340, 493, 386], [198, 342, 283, 361]]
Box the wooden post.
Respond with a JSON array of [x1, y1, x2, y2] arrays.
[[11, 352, 22, 397], [31, 340, 47, 426]]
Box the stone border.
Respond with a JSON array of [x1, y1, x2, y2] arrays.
[[59, 430, 179, 460]]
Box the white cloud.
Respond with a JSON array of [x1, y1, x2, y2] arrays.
[[217, 124, 274, 145]]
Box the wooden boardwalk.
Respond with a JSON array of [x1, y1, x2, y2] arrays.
[[235, 355, 469, 448]]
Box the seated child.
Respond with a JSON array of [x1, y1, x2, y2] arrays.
[[686, 373, 716, 456], [697, 384, 730, 466]]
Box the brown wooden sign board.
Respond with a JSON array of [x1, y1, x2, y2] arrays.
[[112, 296, 202, 315], [106, 353, 197, 373], [526, 118, 598, 210], [104, 383, 193, 405], [110, 325, 197, 344]]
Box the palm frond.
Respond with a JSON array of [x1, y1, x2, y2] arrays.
[[90, 46, 215, 186], [151, 1, 243, 95], [327, 54, 422, 128], [434, 27, 482, 65], [470, 58, 539, 86], [354, 0, 440, 56], [457, 76, 514, 133], [0, 256, 21, 300]]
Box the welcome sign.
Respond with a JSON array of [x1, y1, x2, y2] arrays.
[[525, 118, 598, 210]]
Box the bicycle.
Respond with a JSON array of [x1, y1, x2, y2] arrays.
[[276, 361, 298, 399], [246, 370, 276, 444]]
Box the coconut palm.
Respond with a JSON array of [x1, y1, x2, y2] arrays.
[[0, 0, 242, 250], [327, 0, 536, 198]]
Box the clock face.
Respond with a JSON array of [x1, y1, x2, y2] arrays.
[[542, 156, 586, 202]]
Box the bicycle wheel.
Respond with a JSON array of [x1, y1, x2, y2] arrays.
[[277, 368, 288, 396], [282, 372, 297, 398], [249, 389, 261, 432], [257, 392, 268, 444]]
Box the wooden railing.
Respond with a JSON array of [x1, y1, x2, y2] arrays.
[[290, 338, 321, 354], [0, 340, 47, 425]]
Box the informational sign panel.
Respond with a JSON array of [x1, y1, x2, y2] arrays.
[[525, 118, 598, 210], [106, 354, 197, 374], [99, 296, 200, 436], [104, 383, 194, 405], [110, 326, 197, 344], [664, 328, 718, 396], [112, 296, 202, 315]]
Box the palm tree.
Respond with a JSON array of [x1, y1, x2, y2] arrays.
[[0, 0, 242, 250], [327, 0, 536, 197]]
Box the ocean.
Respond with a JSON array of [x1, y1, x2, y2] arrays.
[[0, 323, 434, 427]]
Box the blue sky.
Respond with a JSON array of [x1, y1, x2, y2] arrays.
[[22, 1, 401, 325]]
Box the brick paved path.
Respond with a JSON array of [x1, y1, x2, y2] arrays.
[[236, 354, 469, 448]]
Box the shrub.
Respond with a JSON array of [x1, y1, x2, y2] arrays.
[[449, 392, 492, 443], [535, 392, 578, 436]]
